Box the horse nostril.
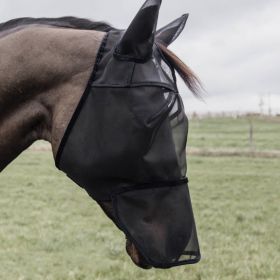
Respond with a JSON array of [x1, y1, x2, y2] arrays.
[[126, 238, 152, 269]]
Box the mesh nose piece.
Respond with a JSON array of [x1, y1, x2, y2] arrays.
[[111, 180, 200, 268]]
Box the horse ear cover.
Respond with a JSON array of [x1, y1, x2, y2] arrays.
[[156, 14, 189, 46], [114, 0, 162, 62]]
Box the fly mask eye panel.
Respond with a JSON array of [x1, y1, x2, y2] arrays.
[[55, 0, 200, 268]]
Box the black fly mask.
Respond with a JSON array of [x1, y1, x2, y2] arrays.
[[55, 0, 200, 269]]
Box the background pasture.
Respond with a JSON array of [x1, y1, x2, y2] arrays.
[[0, 116, 279, 280]]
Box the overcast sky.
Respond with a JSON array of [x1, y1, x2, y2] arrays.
[[1, 0, 279, 114]]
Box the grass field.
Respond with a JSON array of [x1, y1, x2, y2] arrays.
[[0, 116, 279, 280]]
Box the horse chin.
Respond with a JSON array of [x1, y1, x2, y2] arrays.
[[126, 238, 152, 269]]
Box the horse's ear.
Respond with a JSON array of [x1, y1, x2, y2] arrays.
[[114, 0, 162, 62], [156, 14, 188, 46]]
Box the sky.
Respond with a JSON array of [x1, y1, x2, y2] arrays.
[[1, 0, 280, 114]]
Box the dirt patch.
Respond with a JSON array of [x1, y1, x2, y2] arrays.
[[188, 148, 280, 158]]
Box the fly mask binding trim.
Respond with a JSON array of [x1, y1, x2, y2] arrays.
[[55, 0, 200, 268]]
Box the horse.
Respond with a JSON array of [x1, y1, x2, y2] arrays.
[[0, 0, 201, 269]]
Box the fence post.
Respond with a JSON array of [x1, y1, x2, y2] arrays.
[[248, 118, 254, 149]]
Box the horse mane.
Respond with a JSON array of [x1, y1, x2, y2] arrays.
[[0, 17, 114, 33], [0, 17, 201, 97]]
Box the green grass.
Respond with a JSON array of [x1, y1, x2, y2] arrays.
[[0, 150, 279, 280], [188, 116, 280, 150]]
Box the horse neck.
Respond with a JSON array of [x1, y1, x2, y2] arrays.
[[0, 26, 105, 172]]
